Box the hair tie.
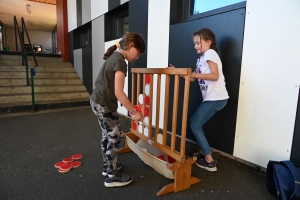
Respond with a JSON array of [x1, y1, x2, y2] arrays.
[[115, 42, 120, 48]]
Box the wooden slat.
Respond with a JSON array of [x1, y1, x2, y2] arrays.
[[180, 68, 192, 157], [162, 74, 170, 147], [137, 73, 141, 105], [155, 74, 161, 140], [171, 75, 180, 151], [148, 74, 154, 139], [132, 73, 136, 105], [132, 68, 189, 75], [131, 72, 136, 130], [142, 74, 146, 132]]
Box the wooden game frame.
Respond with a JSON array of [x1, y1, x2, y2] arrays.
[[119, 68, 201, 196]]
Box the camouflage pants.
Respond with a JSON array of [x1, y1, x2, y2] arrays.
[[90, 100, 122, 175]]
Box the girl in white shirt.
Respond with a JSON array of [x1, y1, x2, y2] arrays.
[[170, 28, 229, 172]]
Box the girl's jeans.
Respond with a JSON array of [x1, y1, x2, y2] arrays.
[[190, 99, 228, 155], [90, 100, 122, 175]]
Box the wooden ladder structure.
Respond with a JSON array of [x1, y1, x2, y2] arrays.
[[119, 68, 201, 196]]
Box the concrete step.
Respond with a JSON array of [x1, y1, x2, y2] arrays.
[[0, 66, 75, 72], [0, 92, 90, 104], [0, 100, 90, 114], [0, 60, 73, 67], [0, 78, 83, 86], [0, 54, 63, 62], [0, 54, 90, 113], [0, 71, 79, 78], [0, 85, 87, 94]]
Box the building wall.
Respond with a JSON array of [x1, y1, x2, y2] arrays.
[[234, 0, 300, 167], [66, 0, 300, 168], [5, 27, 52, 52]]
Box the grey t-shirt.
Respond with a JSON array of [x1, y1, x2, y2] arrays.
[[90, 52, 127, 111]]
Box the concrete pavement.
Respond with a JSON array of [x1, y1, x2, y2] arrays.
[[0, 107, 275, 200]]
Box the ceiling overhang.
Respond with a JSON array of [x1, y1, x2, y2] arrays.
[[27, 0, 56, 5]]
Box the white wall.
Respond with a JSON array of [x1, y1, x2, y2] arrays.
[[5, 27, 52, 51], [82, 0, 91, 25], [120, 0, 129, 5], [105, 39, 128, 116], [74, 49, 83, 80], [234, 0, 300, 167], [147, 0, 170, 129], [92, 16, 105, 91], [67, 0, 77, 32], [91, 0, 108, 21]]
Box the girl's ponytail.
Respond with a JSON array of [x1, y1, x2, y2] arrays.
[[211, 41, 217, 52], [103, 44, 118, 60]]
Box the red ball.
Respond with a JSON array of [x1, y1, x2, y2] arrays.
[[157, 155, 165, 161], [144, 96, 150, 105], [167, 155, 175, 164], [144, 106, 149, 116], [145, 74, 150, 84], [134, 105, 142, 113], [132, 121, 138, 130]]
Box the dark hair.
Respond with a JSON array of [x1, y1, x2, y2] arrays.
[[193, 28, 217, 52], [103, 32, 146, 60]]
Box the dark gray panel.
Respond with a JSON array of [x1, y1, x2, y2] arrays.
[[127, 0, 148, 105], [109, 0, 120, 11], [169, 8, 246, 155], [76, 0, 82, 27], [68, 31, 74, 66], [82, 46, 93, 94], [291, 87, 300, 164]]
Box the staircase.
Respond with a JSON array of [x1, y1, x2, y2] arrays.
[[0, 54, 90, 114]]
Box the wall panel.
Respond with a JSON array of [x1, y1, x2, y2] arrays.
[[67, 0, 77, 32], [82, 0, 91, 25], [234, 0, 300, 167], [91, 0, 108, 20], [82, 46, 93, 94], [169, 8, 245, 155], [74, 49, 83, 80], [147, 0, 170, 128], [92, 16, 105, 90]]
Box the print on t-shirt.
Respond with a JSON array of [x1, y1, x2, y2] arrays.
[[195, 64, 208, 97]]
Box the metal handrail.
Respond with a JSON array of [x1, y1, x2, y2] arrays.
[[13, 16, 38, 112], [13, 16, 28, 67], [21, 17, 38, 67]]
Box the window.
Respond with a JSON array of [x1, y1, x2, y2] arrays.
[[191, 0, 246, 15], [105, 2, 129, 41], [73, 22, 91, 49], [114, 11, 129, 38], [81, 30, 90, 47]]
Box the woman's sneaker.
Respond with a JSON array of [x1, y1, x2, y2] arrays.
[[104, 173, 133, 187], [102, 163, 123, 176], [196, 159, 217, 172]]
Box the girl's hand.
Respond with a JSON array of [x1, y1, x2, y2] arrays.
[[131, 111, 143, 121], [168, 64, 176, 68]]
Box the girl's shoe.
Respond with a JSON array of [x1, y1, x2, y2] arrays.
[[196, 159, 217, 172], [104, 173, 133, 187]]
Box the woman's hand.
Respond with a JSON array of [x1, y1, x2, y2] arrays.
[[131, 111, 143, 121], [168, 64, 176, 68]]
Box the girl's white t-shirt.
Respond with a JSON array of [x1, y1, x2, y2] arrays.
[[195, 49, 229, 101]]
